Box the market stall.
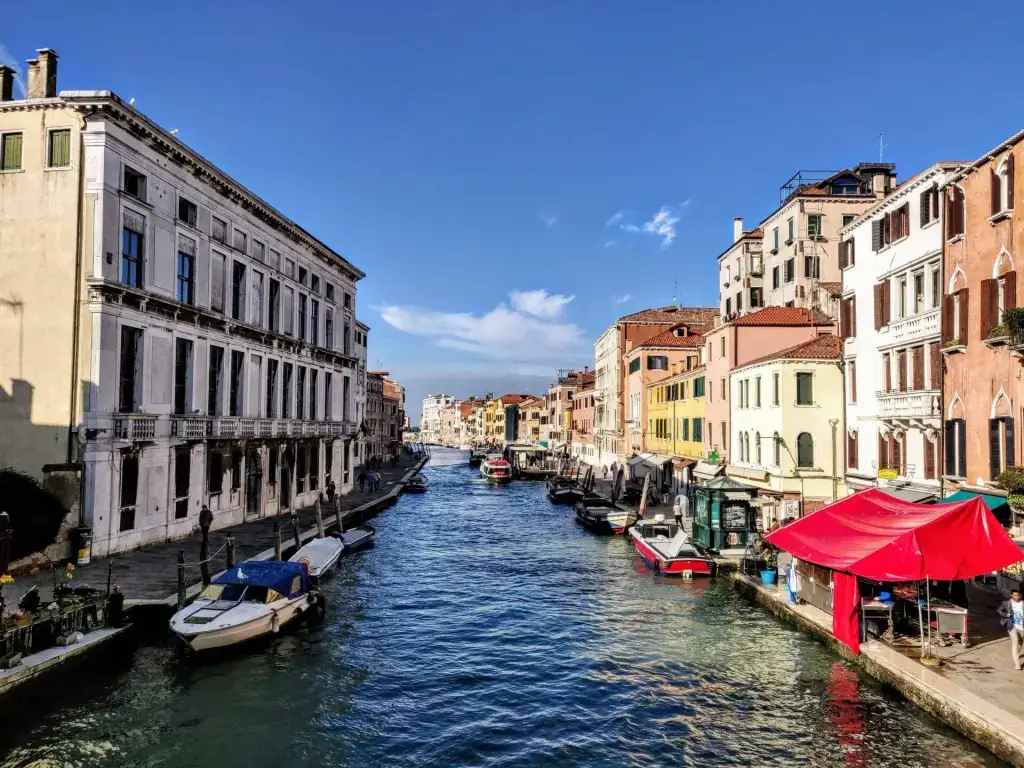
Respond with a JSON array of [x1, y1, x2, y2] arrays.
[[692, 476, 759, 552], [766, 488, 1023, 654]]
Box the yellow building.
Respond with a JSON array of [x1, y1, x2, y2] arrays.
[[645, 364, 707, 461]]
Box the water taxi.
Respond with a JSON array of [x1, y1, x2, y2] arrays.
[[480, 457, 512, 484], [629, 516, 715, 577]]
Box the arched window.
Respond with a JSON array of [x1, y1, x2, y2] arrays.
[[755, 432, 761, 465], [994, 156, 1014, 215], [738, 431, 744, 461], [773, 432, 780, 466], [797, 432, 814, 468]]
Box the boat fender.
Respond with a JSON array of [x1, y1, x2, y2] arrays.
[[682, 570, 693, 582], [271, 610, 281, 634]]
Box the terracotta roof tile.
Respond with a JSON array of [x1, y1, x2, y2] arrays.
[[638, 329, 706, 349], [743, 228, 764, 239], [498, 393, 528, 405], [819, 281, 843, 297], [617, 306, 718, 324], [742, 335, 842, 367], [731, 307, 832, 326]]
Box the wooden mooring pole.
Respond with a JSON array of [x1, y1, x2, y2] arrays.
[[314, 497, 325, 539], [199, 535, 211, 587], [273, 518, 282, 561], [176, 551, 186, 610], [335, 497, 344, 534], [225, 534, 235, 569], [291, 511, 301, 551]]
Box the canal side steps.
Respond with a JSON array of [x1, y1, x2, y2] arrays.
[[150, 455, 430, 610], [731, 572, 1024, 768]]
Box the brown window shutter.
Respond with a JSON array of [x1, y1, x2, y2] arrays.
[[933, 185, 940, 219], [903, 204, 910, 237], [991, 277, 1003, 330], [924, 437, 935, 479], [942, 294, 954, 342], [893, 435, 903, 474], [874, 283, 883, 330], [882, 280, 891, 325], [920, 190, 930, 227], [851, 299, 856, 338], [992, 169, 1001, 216], [1009, 154, 1016, 209], [898, 350, 907, 392], [878, 433, 887, 470], [840, 300, 847, 339], [979, 278, 994, 338], [912, 346, 925, 390], [959, 288, 970, 344], [1005, 270, 1017, 314], [850, 360, 857, 402], [957, 187, 966, 233], [871, 219, 882, 252], [850, 237, 855, 266], [929, 341, 941, 389], [944, 191, 951, 236], [883, 352, 891, 391]]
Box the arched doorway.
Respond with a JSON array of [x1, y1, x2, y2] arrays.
[[245, 448, 263, 519]]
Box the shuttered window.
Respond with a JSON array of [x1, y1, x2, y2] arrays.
[[0, 132, 22, 171], [923, 435, 936, 480], [912, 346, 925, 390], [847, 432, 858, 470], [882, 352, 891, 392], [878, 433, 889, 470], [849, 360, 857, 403], [891, 434, 903, 476], [47, 128, 71, 168], [946, 186, 965, 238], [897, 349, 907, 392], [929, 342, 941, 389], [944, 419, 966, 477]]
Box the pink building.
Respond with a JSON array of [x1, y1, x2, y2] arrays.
[[703, 307, 835, 464]]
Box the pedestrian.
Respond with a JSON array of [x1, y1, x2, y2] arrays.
[[374, 471, 381, 492], [610, 461, 618, 479], [358, 470, 367, 493], [602, 465, 608, 480], [198, 504, 214, 542], [997, 587, 1024, 670], [327, 480, 336, 504]]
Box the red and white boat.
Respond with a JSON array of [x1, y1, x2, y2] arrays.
[[629, 516, 715, 577], [480, 457, 513, 484]]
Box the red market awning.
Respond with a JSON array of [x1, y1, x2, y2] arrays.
[[765, 488, 1022, 582]]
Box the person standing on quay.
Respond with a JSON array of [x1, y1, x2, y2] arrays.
[[199, 504, 214, 543], [998, 587, 1024, 670], [358, 470, 367, 493]]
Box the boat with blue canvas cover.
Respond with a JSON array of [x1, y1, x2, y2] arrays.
[[169, 560, 321, 653]]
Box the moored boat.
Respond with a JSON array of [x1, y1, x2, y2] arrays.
[[480, 457, 512, 484], [333, 524, 376, 552], [289, 536, 345, 584], [629, 516, 715, 577], [405, 474, 429, 493], [574, 497, 638, 534], [169, 560, 320, 653], [469, 448, 487, 467], [547, 476, 586, 504]]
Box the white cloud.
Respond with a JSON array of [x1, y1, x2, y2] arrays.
[[605, 211, 625, 227], [0, 44, 26, 97], [509, 289, 573, 318], [642, 206, 680, 247], [613, 294, 632, 304], [603, 240, 616, 248], [376, 290, 586, 373], [540, 213, 559, 228]]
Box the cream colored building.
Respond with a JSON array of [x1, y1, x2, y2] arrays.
[[727, 335, 845, 525], [0, 51, 365, 556]]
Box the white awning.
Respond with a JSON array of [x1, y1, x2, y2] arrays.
[[693, 461, 725, 480], [627, 453, 674, 470]]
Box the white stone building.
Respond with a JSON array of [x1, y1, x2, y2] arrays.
[[592, 325, 622, 468], [840, 162, 964, 498], [419, 393, 455, 445], [0, 53, 365, 557]]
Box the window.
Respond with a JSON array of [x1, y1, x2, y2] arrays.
[[946, 186, 965, 239], [920, 185, 939, 227], [725, 297, 732, 316], [207, 451, 223, 494], [720, 337, 725, 357], [297, 367, 306, 419], [252, 240, 265, 264], [804, 255, 820, 279], [309, 370, 319, 420], [298, 294, 308, 340], [772, 265, 780, 290], [989, 417, 1015, 479], [847, 432, 859, 470], [231, 450, 242, 491], [311, 275, 320, 294], [174, 447, 190, 519], [0, 132, 22, 171], [230, 351, 244, 417], [755, 432, 761, 465], [311, 299, 320, 346], [992, 156, 1015, 216], [796, 433, 814, 468], [897, 278, 907, 319], [694, 376, 705, 397], [268, 279, 281, 333], [47, 128, 71, 168], [285, 258, 295, 279], [773, 432, 780, 465], [325, 308, 333, 350], [119, 454, 139, 532], [944, 418, 967, 477], [231, 262, 246, 321], [325, 373, 333, 420], [930, 266, 941, 309], [268, 248, 281, 272], [283, 286, 294, 336], [344, 292, 352, 310], [208, 346, 224, 415], [118, 326, 143, 412], [212, 217, 228, 244], [772, 227, 779, 251], [754, 376, 761, 407], [796, 372, 813, 405], [121, 212, 144, 288], [913, 273, 924, 314], [681, 418, 689, 441], [628, 358, 641, 375], [720, 379, 726, 400], [721, 422, 727, 453], [735, 291, 743, 313], [282, 363, 293, 418], [750, 287, 763, 308], [784, 258, 794, 283], [252, 271, 264, 327], [266, 359, 278, 417], [176, 236, 195, 305], [232, 228, 247, 254], [178, 197, 198, 227], [298, 266, 308, 286], [174, 338, 193, 415], [123, 166, 146, 201], [326, 283, 335, 302], [296, 445, 306, 493], [268, 448, 278, 487], [842, 213, 856, 227], [786, 217, 794, 243], [693, 417, 702, 443], [848, 360, 857, 403], [807, 214, 822, 238], [772, 373, 780, 406]]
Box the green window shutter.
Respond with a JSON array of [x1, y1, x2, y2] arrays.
[[2, 133, 23, 171], [49, 129, 71, 167]]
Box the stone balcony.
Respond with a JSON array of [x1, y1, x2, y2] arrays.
[[885, 308, 940, 347], [139, 415, 360, 442], [875, 390, 940, 420]]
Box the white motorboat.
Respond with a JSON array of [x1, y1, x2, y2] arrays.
[[480, 457, 512, 484], [289, 536, 345, 583], [332, 524, 376, 552], [169, 560, 321, 653]]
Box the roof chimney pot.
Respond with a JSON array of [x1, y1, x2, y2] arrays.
[[26, 49, 57, 99], [0, 66, 14, 102], [733, 217, 743, 243]]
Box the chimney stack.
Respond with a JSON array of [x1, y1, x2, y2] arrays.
[[0, 66, 14, 102], [733, 217, 743, 243], [26, 49, 58, 99]]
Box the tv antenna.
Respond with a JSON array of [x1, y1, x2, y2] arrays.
[[878, 133, 888, 163]]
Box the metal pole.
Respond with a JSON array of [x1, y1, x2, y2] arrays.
[[176, 551, 186, 610], [830, 418, 839, 502]]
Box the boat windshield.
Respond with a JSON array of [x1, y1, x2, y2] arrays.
[[197, 584, 285, 603]]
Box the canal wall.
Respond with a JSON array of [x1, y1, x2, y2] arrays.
[[730, 572, 1024, 768]]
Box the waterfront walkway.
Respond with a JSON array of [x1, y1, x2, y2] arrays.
[[12, 455, 426, 603]]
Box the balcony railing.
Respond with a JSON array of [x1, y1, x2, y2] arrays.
[[886, 308, 940, 346], [876, 390, 940, 419], [170, 416, 208, 440], [113, 414, 157, 441]]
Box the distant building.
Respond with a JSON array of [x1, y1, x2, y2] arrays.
[[420, 393, 456, 444]]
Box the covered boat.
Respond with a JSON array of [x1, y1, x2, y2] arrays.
[[405, 474, 429, 493], [333, 524, 376, 552], [469, 448, 487, 467], [289, 536, 345, 583], [547, 476, 586, 504], [480, 457, 512, 484], [169, 560, 319, 652], [574, 497, 638, 534], [629, 516, 715, 577]]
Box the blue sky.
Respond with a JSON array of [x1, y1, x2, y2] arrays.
[[5, 1, 1024, 418]]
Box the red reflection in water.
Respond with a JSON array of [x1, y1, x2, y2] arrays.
[[827, 663, 868, 768]]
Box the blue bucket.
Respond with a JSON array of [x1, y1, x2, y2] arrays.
[[760, 569, 777, 586]]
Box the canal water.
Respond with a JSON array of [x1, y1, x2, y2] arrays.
[[0, 449, 1002, 767]]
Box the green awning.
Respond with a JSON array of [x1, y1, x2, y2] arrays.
[[944, 490, 1012, 524]]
